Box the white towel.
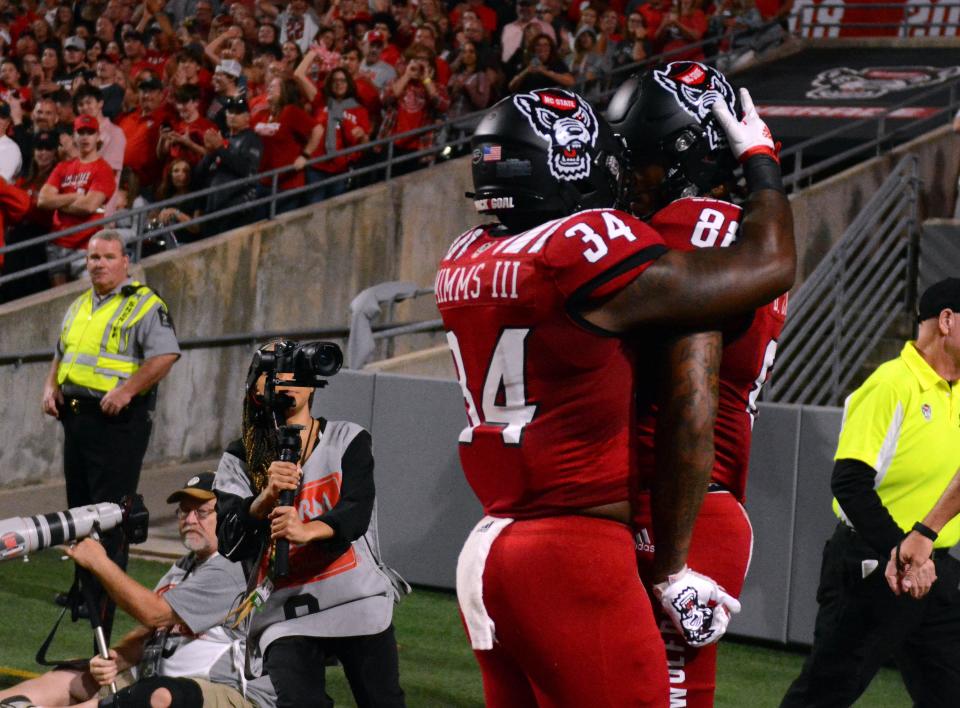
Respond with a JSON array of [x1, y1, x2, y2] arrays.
[[456, 515, 514, 650]]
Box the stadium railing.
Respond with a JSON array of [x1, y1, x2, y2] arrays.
[[764, 154, 921, 406]]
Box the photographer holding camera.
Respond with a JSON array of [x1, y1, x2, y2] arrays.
[[214, 340, 406, 708], [0, 473, 276, 708]]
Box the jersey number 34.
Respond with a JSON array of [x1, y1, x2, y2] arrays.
[[446, 328, 536, 445]]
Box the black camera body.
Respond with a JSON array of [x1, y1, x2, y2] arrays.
[[120, 494, 150, 545], [248, 340, 343, 394], [245, 339, 343, 420]]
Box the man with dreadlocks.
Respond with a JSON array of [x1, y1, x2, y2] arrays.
[[213, 341, 407, 708]]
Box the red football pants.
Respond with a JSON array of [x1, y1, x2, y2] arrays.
[[634, 490, 753, 708], [469, 515, 669, 708]]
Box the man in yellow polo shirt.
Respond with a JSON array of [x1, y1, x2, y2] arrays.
[[781, 277, 960, 708], [40, 229, 180, 642]]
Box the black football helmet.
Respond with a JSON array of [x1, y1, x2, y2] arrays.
[[606, 61, 740, 205], [470, 88, 627, 232]]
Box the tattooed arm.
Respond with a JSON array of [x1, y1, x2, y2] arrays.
[[650, 331, 721, 582]]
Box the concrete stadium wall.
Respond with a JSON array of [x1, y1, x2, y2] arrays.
[[0, 158, 482, 487], [789, 124, 960, 285]]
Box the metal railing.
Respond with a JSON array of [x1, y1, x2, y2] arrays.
[[0, 320, 439, 368], [764, 155, 921, 406]]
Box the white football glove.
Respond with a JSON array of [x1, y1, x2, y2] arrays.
[[711, 87, 779, 164], [653, 565, 742, 648]]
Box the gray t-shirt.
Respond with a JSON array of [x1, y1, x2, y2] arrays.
[[361, 60, 397, 90], [147, 552, 276, 708]]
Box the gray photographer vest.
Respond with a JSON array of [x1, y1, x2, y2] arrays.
[[215, 420, 407, 678]]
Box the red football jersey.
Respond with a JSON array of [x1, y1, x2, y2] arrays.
[[436, 209, 667, 518], [634, 197, 787, 502]]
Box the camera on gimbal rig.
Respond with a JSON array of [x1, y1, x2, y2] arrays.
[[246, 340, 343, 577], [246, 339, 344, 415]]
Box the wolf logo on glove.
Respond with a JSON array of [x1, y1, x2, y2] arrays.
[[671, 585, 717, 645], [513, 90, 599, 181], [652, 61, 736, 152]]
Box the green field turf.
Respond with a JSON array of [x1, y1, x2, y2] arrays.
[[0, 552, 910, 707]]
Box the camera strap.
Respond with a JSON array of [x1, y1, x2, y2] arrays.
[[35, 598, 87, 669], [137, 555, 200, 678], [36, 569, 99, 669]]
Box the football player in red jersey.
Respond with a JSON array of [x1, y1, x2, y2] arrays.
[[607, 61, 789, 707], [437, 85, 793, 707]]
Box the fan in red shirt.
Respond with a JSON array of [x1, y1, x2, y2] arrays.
[[381, 44, 450, 172], [305, 68, 371, 202], [0, 59, 32, 109], [340, 47, 382, 130], [117, 76, 177, 190], [449, 0, 499, 37], [0, 178, 31, 270], [369, 13, 404, 66], [653, 0, 708, 60], [125, 29, 170, 84], [158, 84, 217, 169], [170, 50, 214, 112], [2, 131, 57, 300], [412, 24, 451, 86], [608, 61, 788, 707], [252, 77, 323, 206], [38, 116, 116, 282]]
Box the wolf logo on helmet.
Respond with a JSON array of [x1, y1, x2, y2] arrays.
[[513, 90, 600, 182], [606, 61, 742, 205], [652, 62, 737, 152]]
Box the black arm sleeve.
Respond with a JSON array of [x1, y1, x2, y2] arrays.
[[831, 457, 906, 557], [215, 439, 269, 563], [311, 430, 376, 551]]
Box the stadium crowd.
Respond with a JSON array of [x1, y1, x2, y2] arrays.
[[0, 0, 790, 300]]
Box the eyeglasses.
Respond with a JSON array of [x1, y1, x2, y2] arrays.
[[76, 128, 97, 136], [176, 507, 215, 521]]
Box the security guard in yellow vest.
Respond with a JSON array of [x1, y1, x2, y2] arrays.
[[41, 230, 180, 642], [782, 278, 960, 708]]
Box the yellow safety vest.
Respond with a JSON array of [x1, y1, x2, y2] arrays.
[[56, 282, 164, 392]]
